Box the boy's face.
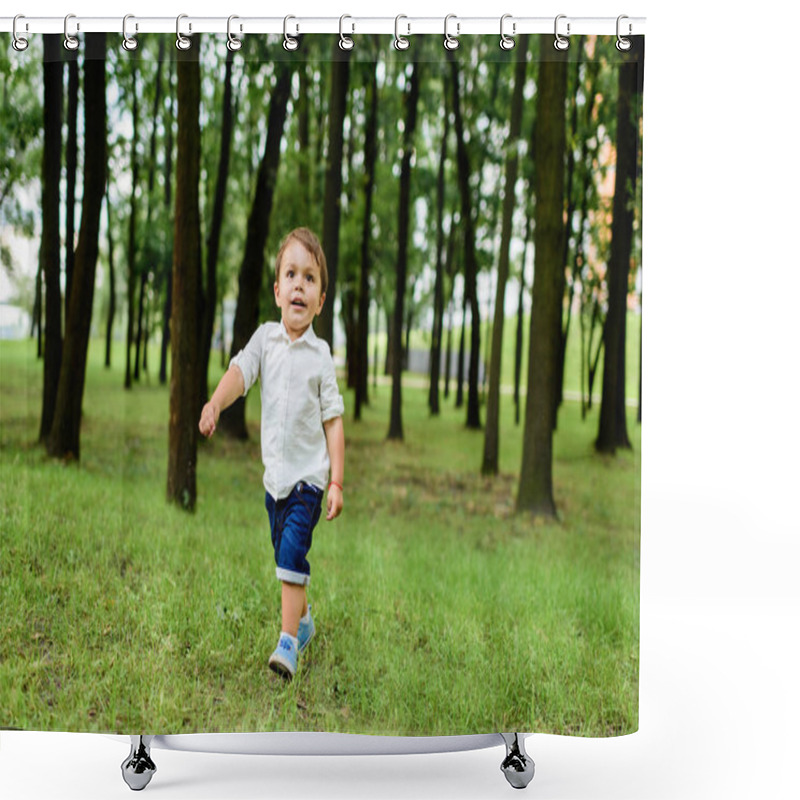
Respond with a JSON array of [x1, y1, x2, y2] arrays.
[[274, 238, 326, 341]]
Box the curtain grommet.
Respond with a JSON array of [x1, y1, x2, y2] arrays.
[[12, 14, 29, 51], [339, 14, 354, 51], [499, 14, 515, 51], [64, 13, 79, 51], [616, 15, 632, 51], [176, 13, 192, 51], [122, 14, 139, 51], [443, 14, 460, 51], [554, 14, 570, 51], [283, 15, 299, 51], [227, 15, 243, 52], [394, 15, 410, 51]]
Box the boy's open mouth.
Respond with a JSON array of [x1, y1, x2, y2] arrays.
[[291, 298, 307, 308]]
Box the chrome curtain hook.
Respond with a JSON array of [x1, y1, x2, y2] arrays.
[[227, 15, 242, 51], [12, 14, 29, 51], [176, 13, 192, 51], [122, 14, 139, 51], [394, 15, 410, 51], [499, 14, 516, 51], [616, 15, 632, 51], [339, 14, 354, 51], [64, 13, 79, 51], [443, 14, 460, 51], [554, 14, 570, 51], [283, 15, 299, 51]]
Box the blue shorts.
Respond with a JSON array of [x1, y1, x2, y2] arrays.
[[265, 482, 323, 586]]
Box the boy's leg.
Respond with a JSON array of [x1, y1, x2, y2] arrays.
[[281, 581, 307, 637]]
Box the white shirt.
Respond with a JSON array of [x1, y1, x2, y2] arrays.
[[230, 321, 344, 500]]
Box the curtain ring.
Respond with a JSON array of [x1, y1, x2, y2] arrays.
[[283, 15, 299, 51], [176, 14, 192, 51], [443, 14, 460, 51], [227, 15, 242, 51], [616, 15, 632, 51], [394, 15, 410, 51], [12, 14, 29, 51], [64, 13, 79, 51], [499, 14, 515, 51], [553, 14, 570, 51], [339, 14, 354, 51], [122, 14, 139, 51]]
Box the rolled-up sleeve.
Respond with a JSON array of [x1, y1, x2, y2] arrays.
[[319, 351, 345, 423], [229, 325, 264, 396]]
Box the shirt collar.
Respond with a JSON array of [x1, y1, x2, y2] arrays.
[[278, 319, 317, 346]]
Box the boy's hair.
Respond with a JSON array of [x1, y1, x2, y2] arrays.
[[275, 228, 328, 296]]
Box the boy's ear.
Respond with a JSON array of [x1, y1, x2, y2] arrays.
[[316, 292, 326, 315]]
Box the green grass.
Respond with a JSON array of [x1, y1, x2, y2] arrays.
[[0, 337, 639, 737]]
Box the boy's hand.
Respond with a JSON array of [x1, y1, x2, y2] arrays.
[[199, 401, 220, 438], [326, 484, 343, 521]]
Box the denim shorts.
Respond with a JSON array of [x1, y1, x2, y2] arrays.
[[265, 482, 323, 586]]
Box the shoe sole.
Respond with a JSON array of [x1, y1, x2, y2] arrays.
[[268, 654, 296, 680]]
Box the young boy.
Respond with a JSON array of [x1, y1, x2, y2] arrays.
[[199, 227, 345, 681]]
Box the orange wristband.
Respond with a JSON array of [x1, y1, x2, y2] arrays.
[[328, 481, 343, 492]]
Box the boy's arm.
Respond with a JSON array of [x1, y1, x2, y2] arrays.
[[323, 415, 345, 520], [199, 365, 245, 438]]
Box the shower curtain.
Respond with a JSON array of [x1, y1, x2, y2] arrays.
[[0, 25, 644, 739]]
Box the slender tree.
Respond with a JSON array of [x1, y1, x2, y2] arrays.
[[449, 53, 481, 430], [159, 60, 175, 387], [318, 46, 351, 349], [354, 57, 379, 422], [104, 190, 116, 368], [387, 60, 421, 441], [200, 47, 235, 405], [167, 37, 203, 510], [38, 35, 63, 443], [482, 35, 528, 474], [124, 49, 140, 390], [47, 33, 107, 461], [596, 45, 642, 454], [517, 45, 568, 516], [64, 50, 78, 317], [218, 61, 293, 439]]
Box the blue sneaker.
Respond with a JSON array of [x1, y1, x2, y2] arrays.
[[297, 605, 316, 654], [268, 634, 298, 680]]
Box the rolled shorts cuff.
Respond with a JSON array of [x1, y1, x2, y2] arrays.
[[276, 567, 310, 586]]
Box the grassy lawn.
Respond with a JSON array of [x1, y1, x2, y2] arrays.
[[0, 336, 639, 737]]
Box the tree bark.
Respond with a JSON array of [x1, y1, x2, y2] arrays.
[[514, 215, 532, 426], [38, 35, 63, 443], [428, 100, 450, 417], [517, 46, 568, 517], [124, 51, 139, 390], [167, 39, 203, 510], [159, 62, 175, 387], [449, 54, 481, 429], [104, 192, 116, 368], [596, 45, 642, 454], [387, 61, 421, 441], [482, 35, 528, 474], [354, 60, 379, 422], [64, 52, 78, 318], [218, 62, 292, 440], [47, 33, 107, 462], [318, 47, 351, 349]]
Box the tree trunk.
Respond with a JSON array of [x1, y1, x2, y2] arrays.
[[456, 291, 466, 409], [428, 103, 450, 417], [64, 52, 78, 318], [47, 33, 107, 462], [167, 39, 203, 511], [38, 35, 63, 443], [354, 60, 379, 422], [200, 48, 235, 407], [449, 54, 481, 430], [517, 47, 568, 517], [104, 192, 116, 368], [124, 51, 139, 390], [318, 46, 351, 349], [387, 61, 421, 442], [218, 62, 292, 440], [514, 215, 532, 426], [159, 62, 175, 387], [596, 46, 642, 454], [482, 35, 528, 474]]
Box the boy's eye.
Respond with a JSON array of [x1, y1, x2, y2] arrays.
[[306, 274, 314, 282]]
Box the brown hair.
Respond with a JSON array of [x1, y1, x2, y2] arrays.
[[275, 227, 328, 296]]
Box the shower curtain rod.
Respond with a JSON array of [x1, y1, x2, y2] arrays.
[[1, 15, 646, 38]]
